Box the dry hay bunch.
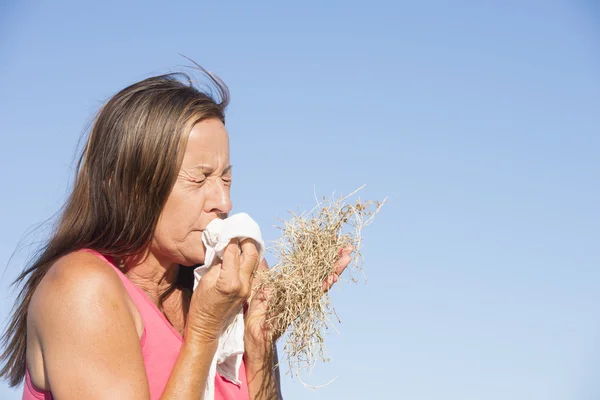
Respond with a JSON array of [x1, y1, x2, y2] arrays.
[[255, 185, 386, 384]]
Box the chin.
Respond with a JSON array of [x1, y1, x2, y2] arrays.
[[180, 248, 206, 267], [171, 234, 206, 267], [180, 262, 203, 268]]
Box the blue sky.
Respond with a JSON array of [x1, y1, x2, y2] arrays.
[[1, 1, 599, 399]]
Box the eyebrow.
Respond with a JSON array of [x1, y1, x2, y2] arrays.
[[193, 164, 233, 175]]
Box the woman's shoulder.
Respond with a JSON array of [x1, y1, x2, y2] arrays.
[[34, 250, 124, 300], [28, 250, 134, 332], [26, 250, 150, 398]]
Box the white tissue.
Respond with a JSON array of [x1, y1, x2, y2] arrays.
[[193, 212, 264, 399]]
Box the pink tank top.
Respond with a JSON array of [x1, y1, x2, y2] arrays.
[[23, 249, 250, 400]]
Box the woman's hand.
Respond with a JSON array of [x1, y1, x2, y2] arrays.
[[186, 238, 260, 344], [243, 245, 354, 363]]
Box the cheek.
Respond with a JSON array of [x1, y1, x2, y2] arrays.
[[151, 193, 207, 265], [179, 189, 206, 228], [154, 186, 206, 246]]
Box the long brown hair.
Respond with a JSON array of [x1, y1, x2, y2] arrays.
[[0, 66, 229, 387]]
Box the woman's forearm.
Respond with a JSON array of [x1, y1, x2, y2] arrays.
[[245, 346, 283, 400], [160, 332, 218, 400], [246, 362, 278, 400]]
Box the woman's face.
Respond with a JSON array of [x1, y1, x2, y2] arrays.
[[151, 118, 233, 266]]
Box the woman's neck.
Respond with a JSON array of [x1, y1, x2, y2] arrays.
[[122, 249, 180, 304]]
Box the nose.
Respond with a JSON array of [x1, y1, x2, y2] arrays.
[[204, 179, 232, 217]]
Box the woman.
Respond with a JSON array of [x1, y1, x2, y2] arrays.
[[0, 68, 352, 399]]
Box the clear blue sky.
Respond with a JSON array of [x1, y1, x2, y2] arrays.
[[1, 1, 599, 399]]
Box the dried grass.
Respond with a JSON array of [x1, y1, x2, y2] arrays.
[[255, 185, 386, 385]]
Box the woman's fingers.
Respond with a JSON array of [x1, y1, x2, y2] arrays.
[[322, 246, 354, 292], [220, 238, 242, 292], [335, 246, 354, 274], [239, 238, 260, 289], [256, 258, 269, 272], [248, 259, 269, 304]]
